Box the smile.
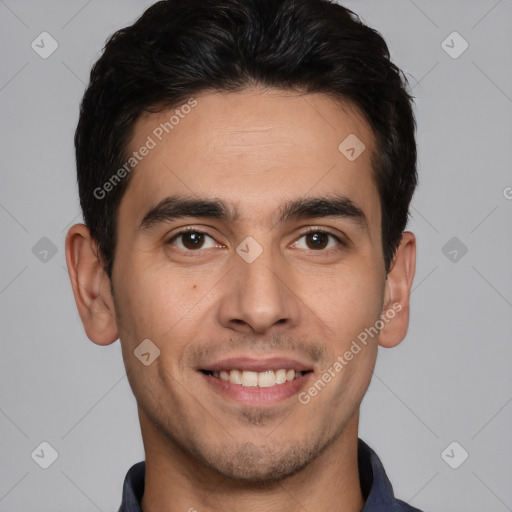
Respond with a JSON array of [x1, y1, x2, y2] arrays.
[[199, 357, 314, 404], [201, 369, 308, 388]]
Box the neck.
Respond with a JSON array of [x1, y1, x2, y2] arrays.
[[139, 409, 365, 512]]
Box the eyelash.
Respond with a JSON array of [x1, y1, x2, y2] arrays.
[[165, 226, 345, 254]]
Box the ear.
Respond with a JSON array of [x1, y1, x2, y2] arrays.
[[65, 223, 119, 345], [378, 231, 416, 349]]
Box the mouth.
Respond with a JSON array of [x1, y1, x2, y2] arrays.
[[200, 368, 311, 388], [198, 357, 314, 404]]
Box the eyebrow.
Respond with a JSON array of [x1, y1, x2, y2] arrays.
[[137, 194, 369, 232]]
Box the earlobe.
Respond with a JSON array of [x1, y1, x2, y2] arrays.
[[378, 231, 416, 349], [65, 223, 119, 345]]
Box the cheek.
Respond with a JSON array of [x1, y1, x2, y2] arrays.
[[309, 264, 383, 327], [119, 265, 190, 319], [116, 269, 213, 374]]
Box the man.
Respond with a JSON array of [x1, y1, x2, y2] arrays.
[[65, 0, 421, 510]]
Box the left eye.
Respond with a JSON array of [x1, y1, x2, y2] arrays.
[[292, 231, 341, 251]]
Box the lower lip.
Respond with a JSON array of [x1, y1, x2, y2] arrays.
[[200, 372, 313, 405]]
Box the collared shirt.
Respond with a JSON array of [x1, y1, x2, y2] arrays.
[[118, 438, 424, 511]]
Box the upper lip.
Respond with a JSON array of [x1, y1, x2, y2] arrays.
[[200, 357, 314, 373]]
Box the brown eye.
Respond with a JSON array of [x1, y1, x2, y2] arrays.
[[180, 232, 205, 249], [305, 232, 329, 250], [292, 230, 343, 252], [167, 231, 219, 251]]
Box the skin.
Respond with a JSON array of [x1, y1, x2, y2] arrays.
[[65, 87, 416, 512]]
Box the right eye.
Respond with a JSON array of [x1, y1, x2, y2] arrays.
[[166, 229, 223, 252]]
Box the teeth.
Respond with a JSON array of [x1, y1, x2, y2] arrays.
[[241, 371, 258, 387], [258, 370, 275, 388], [211, 369, 303, 387], [229, 370, 242, 385], [275, 369, 287, 384]]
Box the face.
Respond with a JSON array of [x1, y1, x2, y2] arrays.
[[102, 88, 395, 481]]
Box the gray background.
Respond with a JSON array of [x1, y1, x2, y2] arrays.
[[0, 0, 511, 510]]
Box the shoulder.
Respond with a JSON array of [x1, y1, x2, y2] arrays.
[[395, 498, 426, 511]]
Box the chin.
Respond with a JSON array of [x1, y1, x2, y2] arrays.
[[197, 437, 326, 484]]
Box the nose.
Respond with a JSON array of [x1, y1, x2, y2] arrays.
[[217, 243, 301, 335]]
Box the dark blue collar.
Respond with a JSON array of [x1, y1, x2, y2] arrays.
[[118, 438, 423, 511]]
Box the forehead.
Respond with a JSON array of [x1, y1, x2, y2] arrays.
[[118, 87, 381, 233]]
